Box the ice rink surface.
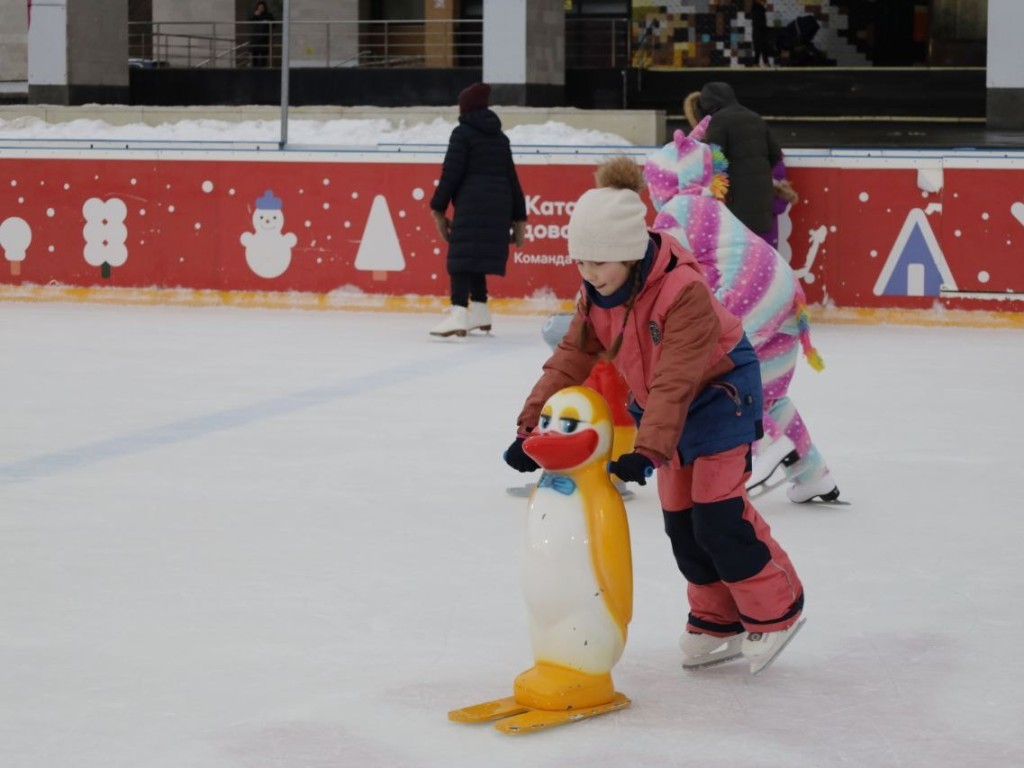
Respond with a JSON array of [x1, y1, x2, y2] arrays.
[[2, 301, 1022, 767]]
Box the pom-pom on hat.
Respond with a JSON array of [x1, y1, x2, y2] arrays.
[[458, 82, 491, 114], [256, 190, 283, 210], [567, 187, 650, 263]]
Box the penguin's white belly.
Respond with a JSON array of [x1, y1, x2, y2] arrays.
[[521, 486, 624, 674]]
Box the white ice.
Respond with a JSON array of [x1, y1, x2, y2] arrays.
[[2, 302, 1023, 767]]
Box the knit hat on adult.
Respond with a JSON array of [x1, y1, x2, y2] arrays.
[[567, 187, 650, 263], [458, 82, 491, 114]]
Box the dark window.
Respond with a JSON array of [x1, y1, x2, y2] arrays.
[[566, 1, 629, 16], [369, 0, 421, 20]]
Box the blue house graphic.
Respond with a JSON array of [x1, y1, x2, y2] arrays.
[[873, 209, 956, 297]]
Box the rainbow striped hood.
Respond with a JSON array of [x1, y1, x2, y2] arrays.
[[643, 116, 729, 210]]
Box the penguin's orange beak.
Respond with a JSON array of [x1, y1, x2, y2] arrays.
[[523, 430, 598, 471]]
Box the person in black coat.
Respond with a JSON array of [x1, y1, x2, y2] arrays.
[[749, 0, 771, 67], [429, 82, 527, 337], [249, 1, 274, 68], [699, 81, 782, 240]]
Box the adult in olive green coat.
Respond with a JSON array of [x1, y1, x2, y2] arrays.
[[698, 82, 782, 238]]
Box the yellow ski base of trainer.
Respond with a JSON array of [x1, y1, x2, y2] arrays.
[[448, 697, 528, 724], [448, 693, 630, 734]]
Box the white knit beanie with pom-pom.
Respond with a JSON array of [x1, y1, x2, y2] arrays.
[[567, 187, 650, 263]]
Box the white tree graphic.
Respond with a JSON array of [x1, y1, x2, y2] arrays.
[[82, 198, 129, 279], [0, 217, 32, 276], [354, 195, 406, 281]]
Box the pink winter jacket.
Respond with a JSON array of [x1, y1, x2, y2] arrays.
[[517, 232, 745, 464]]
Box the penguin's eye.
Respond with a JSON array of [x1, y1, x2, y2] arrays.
[[539, 414, 551, 430], [559, 417, 579, 434]]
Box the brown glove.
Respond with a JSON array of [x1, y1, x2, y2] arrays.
[[432, 209, 451, 242], [774, 180, 799, 205], [511, 220, 526, 247]]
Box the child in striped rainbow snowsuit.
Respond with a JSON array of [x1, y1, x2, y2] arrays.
[[643, 117, 838, 502]]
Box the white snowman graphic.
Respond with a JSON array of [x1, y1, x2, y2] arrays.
[[240, 190, 297, 279]]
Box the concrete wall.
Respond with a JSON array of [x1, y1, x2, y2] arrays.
[[290, 0, 359, 67], [987, 0, 1024, 129], [150, 1, 359, 68], [0, 0, 28, 81], [523, 0, 563, 87], [69, 0, 128, 86], [28, 0, 128, 104], [483, 0, 564, 106], [154, 0, 234, 22]]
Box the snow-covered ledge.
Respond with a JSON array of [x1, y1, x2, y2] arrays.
[[0, 104, 665, 147]]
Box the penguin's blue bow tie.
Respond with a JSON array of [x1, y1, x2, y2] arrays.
[[537, 473, 576, 495]]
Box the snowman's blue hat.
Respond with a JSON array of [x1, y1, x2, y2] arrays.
[[256, 190, 283, 210]]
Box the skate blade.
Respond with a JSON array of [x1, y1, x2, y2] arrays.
[[802, 497, 852, 506], [681, 650, 744, 670], [750, 618, 806, 676], [792, 487, 851, 505]]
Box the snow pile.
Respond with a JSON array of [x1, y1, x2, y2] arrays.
[[0, 115, 633, 147]]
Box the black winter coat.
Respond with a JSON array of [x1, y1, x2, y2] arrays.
[[700, 82, 782, 235], [750, 3, 769, 49], [430, 109, 527, 276]]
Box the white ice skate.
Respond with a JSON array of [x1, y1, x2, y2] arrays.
[[679, 631, 744, 670], [467, 301, 492, 333], [786, 472, 840, 504], [747, 435, 797, 492], [429, 305, 469, 338], [742, 618, 806, 675]]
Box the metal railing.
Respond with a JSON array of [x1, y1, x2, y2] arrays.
[[127, 17, 628, 70], [129, 19, 486, 69]]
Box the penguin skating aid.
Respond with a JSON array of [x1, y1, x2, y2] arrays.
[[448, 694, 630, 734], [449, 387, 633, 734]]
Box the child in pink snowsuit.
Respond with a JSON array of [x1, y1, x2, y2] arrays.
[[644, 117, 839, 503]]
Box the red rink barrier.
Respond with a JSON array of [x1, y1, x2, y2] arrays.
[[1, 149, 1023, 315]]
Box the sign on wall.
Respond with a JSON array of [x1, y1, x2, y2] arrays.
[[2, 150, 1024, 314]]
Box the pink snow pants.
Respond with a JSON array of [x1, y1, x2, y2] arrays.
[[659, 444, 804, 635]]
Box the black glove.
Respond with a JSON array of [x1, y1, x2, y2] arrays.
[[607, 452, 655, 485], [504, 435, 539, 473]]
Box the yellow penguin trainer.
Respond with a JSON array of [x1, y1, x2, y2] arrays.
[[449, 386, 633, 734]]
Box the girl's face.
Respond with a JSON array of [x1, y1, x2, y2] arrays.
[[576, 260, 632, 296]]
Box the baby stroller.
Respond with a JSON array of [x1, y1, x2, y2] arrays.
[[776, 14, 829, 66]]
